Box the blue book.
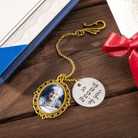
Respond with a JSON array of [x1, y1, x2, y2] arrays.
[[0, 0, 81, 86]]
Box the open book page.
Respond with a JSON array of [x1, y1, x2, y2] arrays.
[[0, 0, 71, 47]]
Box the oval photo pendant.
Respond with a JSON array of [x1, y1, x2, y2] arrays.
[[33, 79, 71, 119], [72, 77, 105, 107]]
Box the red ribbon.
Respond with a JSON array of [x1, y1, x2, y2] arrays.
[[102, 32, 138, 87]]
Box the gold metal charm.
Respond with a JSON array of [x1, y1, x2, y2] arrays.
[[33, 20, 106, 119], [33, 74, 71, 119]]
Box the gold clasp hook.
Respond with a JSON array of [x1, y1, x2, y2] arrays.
[[75, 20, 106, 37]]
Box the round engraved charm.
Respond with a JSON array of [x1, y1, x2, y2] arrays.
[[33, 79, 71, 119], [72, 77, 105, 107]]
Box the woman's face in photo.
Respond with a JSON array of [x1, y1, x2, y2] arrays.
[[49, 89, 60, 102]]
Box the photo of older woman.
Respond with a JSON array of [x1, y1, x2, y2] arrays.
[[39, 84, 64, 113]]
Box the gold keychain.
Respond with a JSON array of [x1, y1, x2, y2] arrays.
[[33, 20, 106, 119]]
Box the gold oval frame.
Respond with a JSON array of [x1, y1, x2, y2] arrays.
[[33, 79, 71, 119]]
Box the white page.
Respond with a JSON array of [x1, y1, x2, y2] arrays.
[[0, 0, 44, 46], [107, 0, 138, 38], [0, 0, 71, 47]]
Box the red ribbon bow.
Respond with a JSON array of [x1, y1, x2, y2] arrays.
[[102, 32, 138, 87]]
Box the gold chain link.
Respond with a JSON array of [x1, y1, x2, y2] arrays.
[[56, 20, 106, 83]]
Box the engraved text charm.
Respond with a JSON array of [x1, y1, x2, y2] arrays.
[[72, 77, 105, 107]]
